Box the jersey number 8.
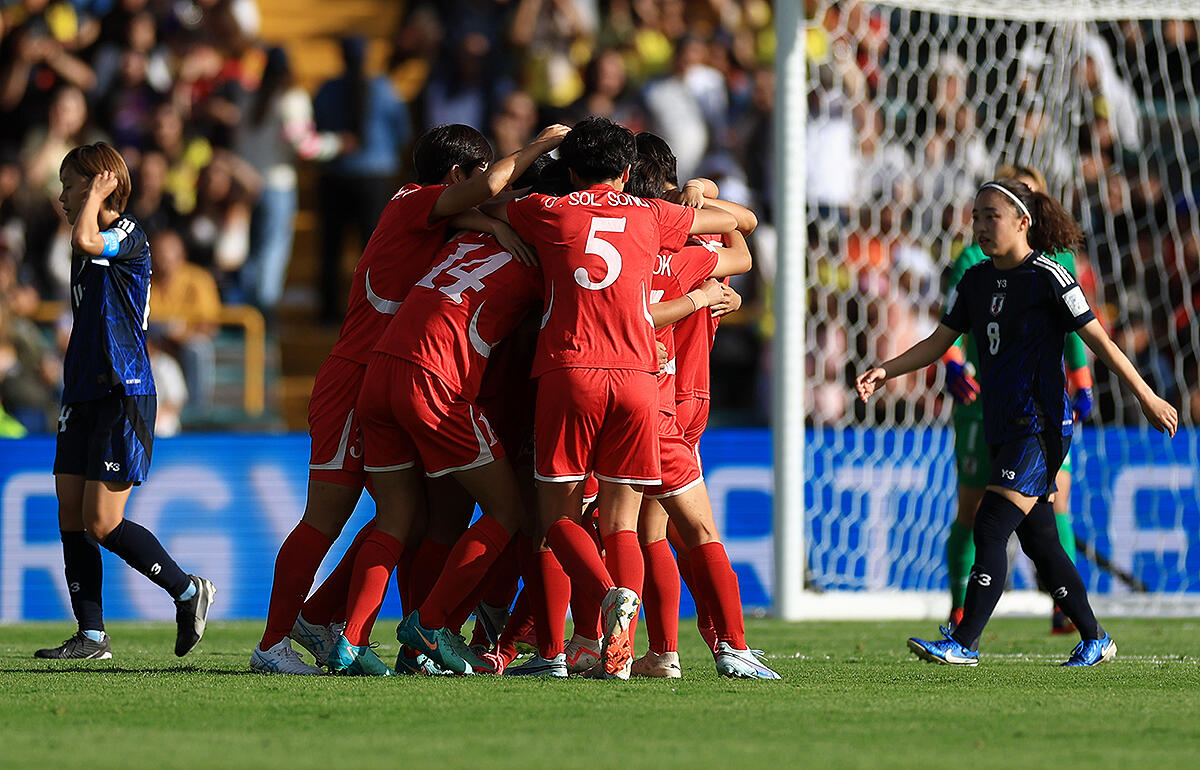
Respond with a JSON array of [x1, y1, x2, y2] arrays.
[[986, 321, 1001, 355]]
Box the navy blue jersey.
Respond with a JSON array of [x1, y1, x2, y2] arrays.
[[62, 214, 156, 404], [941, 251, 1095, 446]]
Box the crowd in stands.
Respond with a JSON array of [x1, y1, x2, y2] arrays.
[[0, 0, 1196, 435]]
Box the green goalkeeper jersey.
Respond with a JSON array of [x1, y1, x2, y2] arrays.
[[946, 243, 1089, 418]]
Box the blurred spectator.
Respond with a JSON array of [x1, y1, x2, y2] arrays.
[[149, 100, 212, 215], [148, 229, 221, 414], [643, 38, 712, 182], [1097, 310, 1180, 424], [128, 149, 182, 235], [560, 47, 645, 130], [147, 336, 187, 436], [22, 83, 103, 202], [312, 35, 410, 324], [182, 149, 259, 293], [0, 0, 96, 144], [489, 89, 539, 156], [236, 45, 345, 317], [509, 0, 594, 109], [0, 253, 60, 432]]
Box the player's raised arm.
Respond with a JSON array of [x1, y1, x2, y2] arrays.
[[689, 206, 737, 237], [856, 324, 961, 402], [1075, 318, 1178, 436], [707, 229, 752, 278], [68, 169, 121, 256], [699, 197, 758, 235], [430, 123, 569, 223]]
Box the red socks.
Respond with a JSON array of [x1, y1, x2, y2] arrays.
[[343, 529, 404, 646], [407, 538, 453, 611], [677, 550, 717, 652], [418, 515, 511, 630], [546, 519, 613, 605], [641, 539, 680, 654], [688, 541, 746, 649], [534, 549, 571, 658], [603, 530, 644, 645], [298, 519, 374, 626], [260, 521, 334, 650]]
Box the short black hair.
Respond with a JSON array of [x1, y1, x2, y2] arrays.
[[531, 157, 573, 196], [513, 153, 552, 190], [625, 156, 669, 199], [412, 124, 494, 185], [558, 116, 636, 186], [635, 132, 678, 186]]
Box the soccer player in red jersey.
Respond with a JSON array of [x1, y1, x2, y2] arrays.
[[250, 123, 567, 675], [492, 116, 739, 678], [621, 152, 780, 679], [328, 220, 550, 675]]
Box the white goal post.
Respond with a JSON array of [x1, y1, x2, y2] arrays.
[[772, 0, 1200, 620]]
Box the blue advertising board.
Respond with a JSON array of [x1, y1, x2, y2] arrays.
[[1, 428, 1196, 622]]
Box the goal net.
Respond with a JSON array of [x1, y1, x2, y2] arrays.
[[783, 0, 1200, 617]]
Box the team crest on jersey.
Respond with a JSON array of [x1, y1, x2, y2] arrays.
[[990, 293, 1006, 316]]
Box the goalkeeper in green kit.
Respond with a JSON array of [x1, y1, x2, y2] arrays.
[[940, 164, 1094, 634]]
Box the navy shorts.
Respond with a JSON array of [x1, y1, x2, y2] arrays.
[[987, 430, 1068, 498], [53, 393, 156, 483]]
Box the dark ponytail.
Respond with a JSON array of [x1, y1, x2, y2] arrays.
[[982, 178, 1084, 254], [1027, 190, 1084, 254]]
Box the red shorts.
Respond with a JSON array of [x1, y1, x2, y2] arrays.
[[358, 355, 504, 477], [308, 355, 367, 487], [534, 368, 660, 485], [582, 473, 598, 504], [645, 411, 703, 499], [675, 396, 710, 451]]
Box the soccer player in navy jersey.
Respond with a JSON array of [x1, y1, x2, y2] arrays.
[[38, 143, 215, 660], [856, 179, 1177, 667]]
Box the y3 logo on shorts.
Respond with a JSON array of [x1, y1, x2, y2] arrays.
[[971, 569, 992, 587], [104, 461, 121, 472], [58, 406, 72, 433], [1000, 469, 1016, 480]]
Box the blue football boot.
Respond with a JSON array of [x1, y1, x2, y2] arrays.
[[907, 626, 980, 666], [1061, 632, 1117, 667]]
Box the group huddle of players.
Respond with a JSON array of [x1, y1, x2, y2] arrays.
[[249, 116, 781, 680]]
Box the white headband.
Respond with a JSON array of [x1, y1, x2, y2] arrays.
[[980, 183, 1033, 225]]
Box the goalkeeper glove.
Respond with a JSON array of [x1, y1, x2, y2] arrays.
[[1068, 366, 1094, 421], [944, 359, 980, 405]]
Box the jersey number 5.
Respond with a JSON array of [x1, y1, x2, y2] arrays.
[[576, 217, 626, 291]]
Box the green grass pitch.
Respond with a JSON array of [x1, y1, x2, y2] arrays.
[[2, 617, 1199, 769]]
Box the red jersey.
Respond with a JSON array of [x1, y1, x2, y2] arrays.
[[674, 234, 730, 401], [507, 184, 695, 377], [328, 183, 450, 364], [650, 241, 720, 413], [374, 232, 543, 398]]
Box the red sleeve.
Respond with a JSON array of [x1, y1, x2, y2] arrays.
[[393, 183, 449, 229], [673, 243, 721, 292], [507, 194, 553, 242], [649, 199, 696, 254]]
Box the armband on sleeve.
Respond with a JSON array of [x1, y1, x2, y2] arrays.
[[100, 230, 122, 257]]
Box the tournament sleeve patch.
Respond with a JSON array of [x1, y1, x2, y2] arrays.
[[1062, 286, 1090, 317], [945, 286, 959, 315]]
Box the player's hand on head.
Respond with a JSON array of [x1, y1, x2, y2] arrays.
[[944, 360, 980, 405], [855, 367, 887, 402], [535, 124, 570, 147], [1071, 387, 1094, 422], [1141, 395, 1178, 437], [89, 170, 119, 199], [494, 221, 537, 266]]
